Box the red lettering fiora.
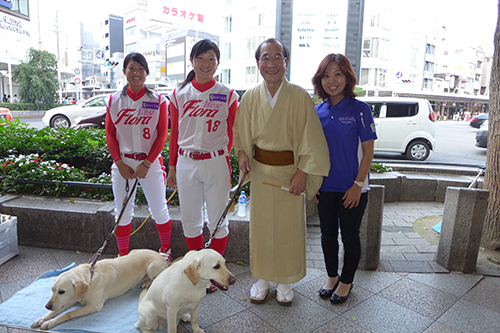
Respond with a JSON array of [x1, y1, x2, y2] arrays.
[[115, 109, 152, 125], [181, 100, 219, 118], [182, 100, 202, 117]]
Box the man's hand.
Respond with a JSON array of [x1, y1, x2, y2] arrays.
[[238, 150, 251, 172], [289, 169, 306, 196]]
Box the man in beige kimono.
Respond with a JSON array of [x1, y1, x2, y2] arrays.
[[233, 38, 330, 305]]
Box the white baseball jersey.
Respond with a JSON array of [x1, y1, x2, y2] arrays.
[[107, 90, 167, 156], [169, 82, 238, 152]]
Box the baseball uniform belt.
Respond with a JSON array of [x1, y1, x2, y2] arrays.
[[123, 153, 148, 161], [253, 145, 294, 166], [179, 148, 225, 160]]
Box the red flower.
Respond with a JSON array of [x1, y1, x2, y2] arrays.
[[87, 187, 91, 191]]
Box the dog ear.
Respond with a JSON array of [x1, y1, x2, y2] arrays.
[[184, 262, 199, 285], [73, 280, 90, 301]]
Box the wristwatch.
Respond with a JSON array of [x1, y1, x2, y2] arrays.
[[354, 180, 364, 188]]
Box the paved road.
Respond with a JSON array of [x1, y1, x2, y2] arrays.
[[373, 121, 486, 166]]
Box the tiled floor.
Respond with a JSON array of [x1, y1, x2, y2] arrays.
[[1, 202, 499, 333]]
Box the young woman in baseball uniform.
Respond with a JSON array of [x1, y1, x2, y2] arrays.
[[167, 39, 238, 263], [105, 52, 172, 261]]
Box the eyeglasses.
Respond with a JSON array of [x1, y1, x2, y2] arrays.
[[259, 54, 287, 64]]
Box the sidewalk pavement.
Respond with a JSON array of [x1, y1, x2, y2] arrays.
[[1, 201, 499, 333]]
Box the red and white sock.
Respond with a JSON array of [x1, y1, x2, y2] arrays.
[[115, 223, 132, 256], [156, 220, 172, 253]]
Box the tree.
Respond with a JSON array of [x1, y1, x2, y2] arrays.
[[481, 1, 500, 251], [13, 48, 59, 106]]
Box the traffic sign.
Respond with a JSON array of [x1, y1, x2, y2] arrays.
[[94, 49, 105, 60], [74, 68, 81, 75], [74, 78, 81, 85]]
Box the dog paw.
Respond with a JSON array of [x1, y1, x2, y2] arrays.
[[193, 329, 205, 333], [180, 313, 191, 322], [141, 280, 152, 289], [40, 319, 57, 330], [31, 318, 45, 328]]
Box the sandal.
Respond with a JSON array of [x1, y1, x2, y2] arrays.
[[276, 284, 293, 306], [250, 283, 269, 303]]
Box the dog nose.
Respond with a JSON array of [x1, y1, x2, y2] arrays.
[[45, 303, 52, 310], [229, 277, 236, 285]]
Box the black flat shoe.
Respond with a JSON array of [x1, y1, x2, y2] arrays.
[[318, 280, 339, 299], [330, 284, 353, 304]]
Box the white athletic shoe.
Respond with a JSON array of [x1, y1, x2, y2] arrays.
[[159, 248, 172, 262]]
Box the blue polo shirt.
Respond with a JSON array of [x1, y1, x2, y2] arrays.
[[316, 96, 377, 193]]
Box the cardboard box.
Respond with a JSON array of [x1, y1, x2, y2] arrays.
[[0, 216, 19, 265]]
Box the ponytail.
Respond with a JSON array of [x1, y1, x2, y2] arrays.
[[178, 70, 196, 90]]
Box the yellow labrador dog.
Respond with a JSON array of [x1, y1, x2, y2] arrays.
[[32, 249, 169, 330], [135, 248, 236, 333]]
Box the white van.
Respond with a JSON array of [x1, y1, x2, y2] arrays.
[[358, 97, 436, 161]]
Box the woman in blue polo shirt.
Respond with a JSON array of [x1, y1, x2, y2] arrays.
[[312, 53, 377, 304]]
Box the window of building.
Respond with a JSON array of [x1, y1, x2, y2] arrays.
[[220, 69, 231, 84], [246, 66, 258, 83], [423, 78, 433, 90], [426, 44, 436, 55], [247, 36, 265, 58], [125, 43, 137, 54], [105, 33, 109, 38], [224, 15, 232, 33], [221, 42, 231, 61], [259, 13, 265, 26], [125, 26, 135, 37], [362, 39, 371, 57], [8, 0, 29, 17], [360, 68, 369, 85]]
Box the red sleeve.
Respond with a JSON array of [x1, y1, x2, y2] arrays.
[[147, 98, 169, 163], [105, 95, 122, 163], [226, 94, 238, 153], [168, 99, 180, 167]]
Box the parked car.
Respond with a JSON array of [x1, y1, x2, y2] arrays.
[[72, 111, 106, 129], [475, 120, 488, 148], [358, 97, 436, 161], [0, 108, 13, 125], [470, 113, 488, 128], [42, 95, 108, 128]]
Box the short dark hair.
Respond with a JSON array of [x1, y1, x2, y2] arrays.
[[312, 53, 358, 101], [255, 38, 290, 61]]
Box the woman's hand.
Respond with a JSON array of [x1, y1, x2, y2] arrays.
[[342, 185, 362, 208], [166, 166, 177, 189], [132, 161, 151, 179], [116, 160, 134, 179]]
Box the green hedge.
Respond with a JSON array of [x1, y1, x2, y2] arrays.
[[0, 102, 64, 111], [0, 119, 246, 204]]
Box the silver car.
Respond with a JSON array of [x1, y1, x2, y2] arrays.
[[42, 95, 108, 128]]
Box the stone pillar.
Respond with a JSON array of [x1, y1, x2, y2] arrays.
[[359, 185, 385, 270], [436, 187, 489, 273]]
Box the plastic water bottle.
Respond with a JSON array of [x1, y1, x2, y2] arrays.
[[237, 191, 247, 217]]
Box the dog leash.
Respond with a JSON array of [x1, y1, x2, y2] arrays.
[[88, 179, 138, 277], [204, 169, 249, 249], [129, 188, 177, 236]]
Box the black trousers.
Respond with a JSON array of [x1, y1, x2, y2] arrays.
[[317, 191, 368, 284]]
